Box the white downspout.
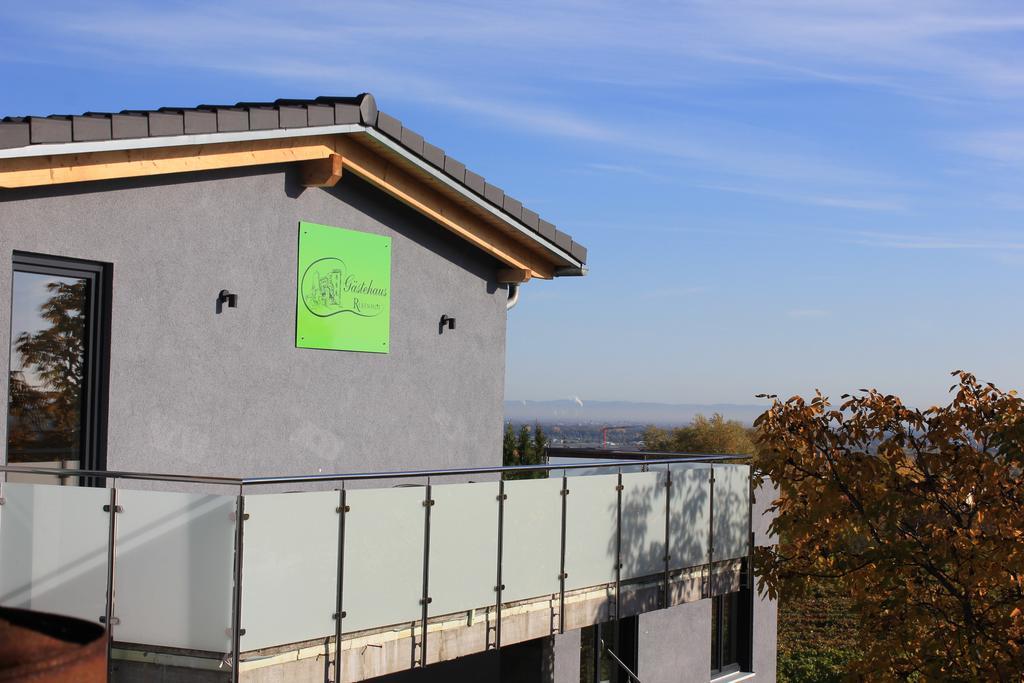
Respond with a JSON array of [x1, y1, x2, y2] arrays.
[[506, 283, 520, 310]]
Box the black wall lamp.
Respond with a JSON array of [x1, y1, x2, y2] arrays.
[[439, 314, 455, 334], [217, 289, 238, 314]]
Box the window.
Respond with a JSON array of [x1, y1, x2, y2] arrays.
[[711, 588, 752, 677], [6, 252, 111, 480], [580, 617, 638, 683]]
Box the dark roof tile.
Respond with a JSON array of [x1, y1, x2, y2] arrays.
[[376, 111, 402, 140], [538, 219, 557, 242], [520, 207, 540, 231], [278, 106, 307, 129], [306, 104, 334, 127], [400, 127, 424, 156], [553, 230, 572, 252], [570, 241, 587, 262], [72, 115, 112, 142], [422, 141, 445, 168], [502, 195, 523, 220], [30, 116, 72, 144], [484, 182, 504, 207], [0, 120, 30, 149], [248, 107, 279, 130], [464, 170, 485, 195], [145, 111, 185, 136], [443, 156, 466, 183], [110, 113, 148, 139]]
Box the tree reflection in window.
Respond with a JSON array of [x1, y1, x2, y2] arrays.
[[7, 273, 88, 466]]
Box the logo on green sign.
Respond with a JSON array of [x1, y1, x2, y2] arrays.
[[300, 257, 388, 319], [296, 222, 391, 353]]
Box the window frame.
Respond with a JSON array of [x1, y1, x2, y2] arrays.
[[8, 251, 112, 478], [711, 585, 753, 678]]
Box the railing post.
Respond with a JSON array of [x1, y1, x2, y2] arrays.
[[418, 480, 433, 667], [663, 466, 672, 608], [334, 488, 348, 681], [494, 478, 505, 651], [558, 473, 568, 634], [102, 483, 121, 682], [706, 466, 715, 599], [747, 466, 755, 591], [229, 490, 246, 683], [613, 468, 623, 662]]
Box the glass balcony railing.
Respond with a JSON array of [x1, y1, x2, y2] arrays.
[[0, 455, 752, 681]]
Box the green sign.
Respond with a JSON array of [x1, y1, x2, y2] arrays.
[[296, 221, 391, 353]]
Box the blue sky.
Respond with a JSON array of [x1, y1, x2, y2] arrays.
[[3, 1, 1023, 408]]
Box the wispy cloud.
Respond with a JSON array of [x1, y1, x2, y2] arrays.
[[697, 184, 906, 212], [950, 130, 1024, 165], [847, 230, 1024, 250]]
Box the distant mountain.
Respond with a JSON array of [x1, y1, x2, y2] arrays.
[[503, 399, 768, 426]]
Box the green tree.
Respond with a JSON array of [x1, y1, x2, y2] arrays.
[[502, 421, 517, 467], [642, 413, 755, 454], [501, 422, 549, 480]]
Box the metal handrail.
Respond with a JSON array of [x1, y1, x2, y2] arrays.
[[600, 638, 643, 683], [0, 452, 750, 488]]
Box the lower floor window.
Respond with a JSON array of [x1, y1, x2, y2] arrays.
[[711, 587, 753, 676], [580, 616, 638, 683]]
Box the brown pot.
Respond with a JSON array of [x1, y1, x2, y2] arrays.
[[0, 607, 106, 682]]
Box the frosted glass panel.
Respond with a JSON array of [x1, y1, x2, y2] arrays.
[[620, 470, 667, 580], [343, 486, 425, 633], [563, 473, 617, 591], [428, 481, 499, 617], [0, 483, 108, 623], [669, 464, 711, 569], [115, 490, 235, 652], [712, 465, 750, 561], [243, 490, 339, 651], [501, 477, 563, 603]]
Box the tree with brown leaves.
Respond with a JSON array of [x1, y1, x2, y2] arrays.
[[754, 371, 1024, 680]]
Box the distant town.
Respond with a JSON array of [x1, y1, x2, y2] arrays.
[[504, 399, 767, 449]]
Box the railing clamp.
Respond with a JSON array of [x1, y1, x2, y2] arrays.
[[494, 584, 505, 591], [98, 616, 120, 625], [333, 611, 347, 619], [560, 489, 569, 496], [0, 497, 5, 506], [419, 597, 432, 605], [497, 493, 507, 501], [102, 504, 123, 513], [336, 505, 350, 513], [422, 499, 435, 507], [559, 572, 568, 580], [615, 484, 624, 492], [225, 627, 246, 636], [228, 511, 249, 521]]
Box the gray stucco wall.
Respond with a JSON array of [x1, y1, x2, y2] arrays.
[[1, 166, 508, 478], [639, 600, 711, 683]]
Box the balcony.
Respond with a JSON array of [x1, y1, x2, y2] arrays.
[[0, 456, 753, 681]]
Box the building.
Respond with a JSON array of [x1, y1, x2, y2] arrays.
[[0, 94, 776, 682]]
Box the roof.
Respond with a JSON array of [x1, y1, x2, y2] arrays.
[[0, 94, 587, 267]]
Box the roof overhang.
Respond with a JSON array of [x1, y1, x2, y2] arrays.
[[0, 123, 585, 280]]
